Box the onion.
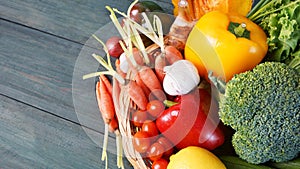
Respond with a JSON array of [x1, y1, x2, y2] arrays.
[[105, 36, 124, 58]]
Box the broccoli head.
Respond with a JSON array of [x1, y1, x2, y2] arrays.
[[219, 62, 300, 164]]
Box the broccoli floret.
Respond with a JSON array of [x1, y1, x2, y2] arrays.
[[219, 62, 300, 164]]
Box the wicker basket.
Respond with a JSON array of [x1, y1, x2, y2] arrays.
[[113, 71, 153, 169]]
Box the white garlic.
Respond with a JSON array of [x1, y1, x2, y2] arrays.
[[119, 52, 129, 73], [163, 60, 200, 96]]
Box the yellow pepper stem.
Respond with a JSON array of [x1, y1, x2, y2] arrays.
[[228, 22, 250, 39], [234, 23, 246, 37]]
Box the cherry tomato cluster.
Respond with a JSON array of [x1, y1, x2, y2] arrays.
[[131, 99, 173, 168]]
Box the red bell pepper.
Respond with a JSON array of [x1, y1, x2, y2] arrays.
[[156, 89, 224, 150]]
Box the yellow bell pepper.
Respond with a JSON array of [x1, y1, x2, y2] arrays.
[[185, 11, 268, 82]]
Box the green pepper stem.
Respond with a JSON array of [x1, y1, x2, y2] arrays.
[[234, 23, 246, 37]]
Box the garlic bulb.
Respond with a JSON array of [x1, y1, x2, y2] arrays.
[[163, 60, 200, 96], [119, 52, 129, 73]]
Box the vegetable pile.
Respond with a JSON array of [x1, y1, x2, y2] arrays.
[[83, 0, 300, 168]]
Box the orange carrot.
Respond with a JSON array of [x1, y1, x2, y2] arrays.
[[128, 80, 148, 110], [96, 81, 102, 112], [97, 77, 115, 124], [108, 117, 118, 133], [165, 45, 183, 64], [135, 73, 151, 98], [139, 66, 162, 91], [154, 54, 166, 83], [132, 48, 144, 66], [100, 75, 112, 96], [139, 66, 165, 101], [115, 59, 126, 79]]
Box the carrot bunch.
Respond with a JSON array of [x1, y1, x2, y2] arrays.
[[82, 1, 190, 168], [95, 75, 123, 169]]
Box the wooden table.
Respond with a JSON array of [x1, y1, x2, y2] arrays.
[[0, 0, 173, 168]]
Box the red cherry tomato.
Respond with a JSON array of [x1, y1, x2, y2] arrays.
[[131, 110, 148, 127], [147, 142, 165, 161], [142, 120, 159, 137], [133, 131, 151, 153], [152, 158, 169, 169], [157, 136, 174, 158], [147, 100, 165, 118]]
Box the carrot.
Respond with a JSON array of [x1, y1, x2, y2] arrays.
[[96, 81, 102, 112], [108, 117, 118, 133], [135, 73, 151, 98], [100, 75, 112, 96], [154, 54, 166, 83], [148, 89, 167, 102], [128, 80, 148, 110], [132, 48, 144, 66], [139, 66, 166, 101], [115, 59, 126, 79], [139, 66, 162, 91], [97, 77, 115, 124], [165, 45, 183, 64]]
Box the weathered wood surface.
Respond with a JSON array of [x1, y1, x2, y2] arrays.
[[0, 0, 173, 44], [0, 19, 131, 168], [0, 0, 173, 168], [0, 0, 173, 126], [0, 94, 132, 169]]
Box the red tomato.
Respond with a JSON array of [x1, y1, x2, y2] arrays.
[[147, 142, 165, 161], [157, 136, 174, 158], [152, 158, 169, 169], [131, 110, 148, 127], [147, 100, 165, 118], [156, 89, 224, 150], [133, 131, 151, 153], [142, 120, 159, 137]]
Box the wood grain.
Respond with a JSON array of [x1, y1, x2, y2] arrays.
[[0, 0, 173, 44], [0, 19, 118, 138], [0, 94, 132, 169], [0, 0, 174, 168], [0, 19, 81, 123]]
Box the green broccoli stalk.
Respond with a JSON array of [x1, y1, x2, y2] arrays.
[[211, 62, 300, 164]]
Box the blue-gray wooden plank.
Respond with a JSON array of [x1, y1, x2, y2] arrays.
[[0, 0, 173, 130], [0, 0, 173, 44], [0, 1, 172, 168], [0, 18, 120, 139], [0, 94, 132, 169], [0, 18, 82, 123]]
